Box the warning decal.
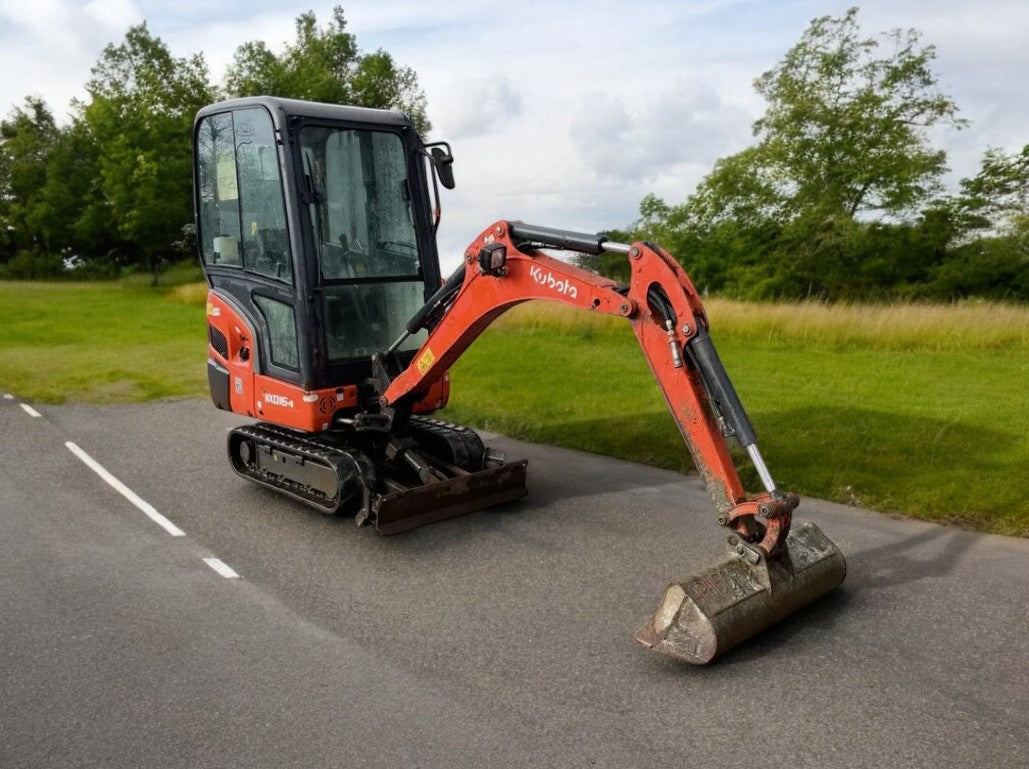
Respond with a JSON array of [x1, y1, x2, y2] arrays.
[[416, 347, 436, 374]]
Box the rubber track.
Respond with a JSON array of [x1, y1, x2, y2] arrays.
[[229, 422, 371, 515], [408, 415, 486, 471], [229, 417, 488, 517]]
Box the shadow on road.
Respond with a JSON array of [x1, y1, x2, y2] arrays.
[[845, 525, 979, 589]]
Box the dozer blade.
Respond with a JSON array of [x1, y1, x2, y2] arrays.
[[635, 521, 845, 664], [373, 460, 529, 535]]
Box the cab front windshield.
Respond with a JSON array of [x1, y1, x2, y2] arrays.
[[300, 126, 427, 360]]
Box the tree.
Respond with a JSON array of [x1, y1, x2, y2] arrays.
[[37, 118, 122, 266], [927, 145, 1029, 299], [0, 97, 58, 258], [225, 6, 430, 133], [751, 7, 963, 221], [82, 23, 214, 281], [952, 145, 1029, 236], [639, 8, 967, 299]]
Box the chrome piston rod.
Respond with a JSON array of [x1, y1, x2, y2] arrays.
[[746, 443, 778, 496]]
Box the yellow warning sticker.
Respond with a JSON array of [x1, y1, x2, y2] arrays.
[[416, 347, 436, 374]]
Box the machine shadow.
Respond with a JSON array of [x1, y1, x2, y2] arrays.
[[483, 411, 690, 499], [844, 525, 980, 589], [713, 524, 979, 667]]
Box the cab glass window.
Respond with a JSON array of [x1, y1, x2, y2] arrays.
[[253, 294, 299, 370], [196, 112, 240, 265], [195, 108, 292, 283], [298, 126, 427, 361], [299, 127, 420, 281], [322, 283, 427, 360]]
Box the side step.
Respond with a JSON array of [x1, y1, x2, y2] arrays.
[[373, 460, 528, 535], [635, 521, 846, 664]]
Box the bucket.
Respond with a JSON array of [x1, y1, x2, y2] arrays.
[[636, 521, 846, 664]]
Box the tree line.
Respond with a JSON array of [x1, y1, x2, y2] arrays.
[[0, 7, 428, 283], [580, 8, 1028, 301]]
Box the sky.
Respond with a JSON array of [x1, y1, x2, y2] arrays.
[[1, 0, 1026, 264]]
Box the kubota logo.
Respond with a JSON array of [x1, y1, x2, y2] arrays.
[[529, 265, 578, 299], [264, 393, 294, 408]]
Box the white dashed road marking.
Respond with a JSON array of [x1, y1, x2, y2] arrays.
[[203, 558, 240, 579], [65, 441, 186, 537], [9, 403, 242, 581]]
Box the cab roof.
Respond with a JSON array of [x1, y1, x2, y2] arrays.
[[194, 95, 414, 130]]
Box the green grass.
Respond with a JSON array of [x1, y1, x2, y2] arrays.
[[1, 279, 1025, 535], [0, 280, 208, 403], [442, 303, 1028, 537]]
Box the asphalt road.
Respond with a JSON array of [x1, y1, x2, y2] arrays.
[[1, 395, 1027, 768]]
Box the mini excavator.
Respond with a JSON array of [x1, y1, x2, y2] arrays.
[[193, 96, 845, 664]]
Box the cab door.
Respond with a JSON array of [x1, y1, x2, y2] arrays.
[[296, 123, 436, 388], [194, 105, 310, 409]]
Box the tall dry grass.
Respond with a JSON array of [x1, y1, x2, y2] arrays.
[[171, 278, 1027, 352], [494, 298, 1028, 351], [170, 281, 208, 307]]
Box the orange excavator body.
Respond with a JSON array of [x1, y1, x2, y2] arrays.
[[193, 96, 845, 663]]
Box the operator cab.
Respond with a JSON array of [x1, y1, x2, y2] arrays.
[[192, 96, 451, 391]]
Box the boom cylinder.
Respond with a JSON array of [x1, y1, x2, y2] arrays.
[[388, 263, 467, 354]]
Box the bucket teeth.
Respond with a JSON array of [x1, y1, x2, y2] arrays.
[[636, 521, 846, 664]]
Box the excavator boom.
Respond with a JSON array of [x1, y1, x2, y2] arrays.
[[376, 220, 846, 663]]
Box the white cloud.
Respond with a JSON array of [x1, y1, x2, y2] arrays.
[[570, 81, 752, 182], [157, 9, 302, 88], [0, 0, 143, 117], [84, 0, 140, 29], [434, 76, 523, 139]]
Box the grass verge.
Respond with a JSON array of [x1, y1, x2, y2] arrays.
[[0, 280, 208, 403], [442, 302, 1028, 537], [0, 280, 1025, 535]]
